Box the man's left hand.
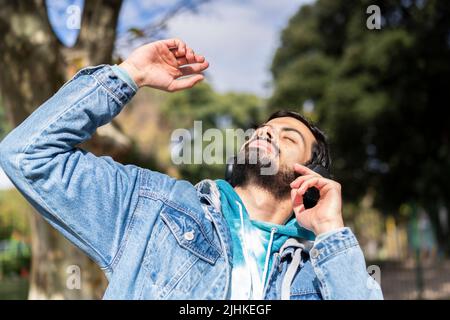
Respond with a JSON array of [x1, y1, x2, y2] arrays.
[[290, 163, 344, 236]]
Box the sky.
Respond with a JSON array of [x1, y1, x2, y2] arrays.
[[47, 0, 314, 96], [0, 0, 313, 189]]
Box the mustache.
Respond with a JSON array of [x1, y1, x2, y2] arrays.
[[245, 136, 280, 155]]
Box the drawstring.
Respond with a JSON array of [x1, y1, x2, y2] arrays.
[[235, 201, 277, 299], [279, 238, 307, 300], [262, 227, 276, 295], [234, 200, 307, 300], [236, 201, 254, 297]]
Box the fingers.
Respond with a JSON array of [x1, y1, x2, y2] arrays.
[[179, 61, 209, 76], [186, 47, 196, 64], [163, 38, 186, 57], [167, 74, 204, 92], [292, 174, 341, 197], [293, 163, 319, 176], [177, 54, 205, 66], [163, 38, 206, 68], [291, 188, 304, 212], [290, 173, 323, 189], [291, 188, 314, 231]]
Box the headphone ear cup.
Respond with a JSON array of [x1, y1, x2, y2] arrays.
[[303, 164, 330, 209], [225, 156, 236, 184], [310, 165, 330, 179]]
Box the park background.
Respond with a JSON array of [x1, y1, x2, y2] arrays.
[[1, 0, 449, 299]]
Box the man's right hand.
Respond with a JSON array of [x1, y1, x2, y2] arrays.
[[119, 38, 209, 92]]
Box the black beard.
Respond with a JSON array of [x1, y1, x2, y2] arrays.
[[229, 147, 298, 200]]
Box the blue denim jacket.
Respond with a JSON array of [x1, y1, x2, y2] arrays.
[[0, 65, 383, 300]]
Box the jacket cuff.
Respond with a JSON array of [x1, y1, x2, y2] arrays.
[[309, 227, 359, 264], [111, 64, 139, 92], [73, 65, 137, 106]]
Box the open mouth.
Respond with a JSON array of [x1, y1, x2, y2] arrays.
[[247, 137, 279, 155]]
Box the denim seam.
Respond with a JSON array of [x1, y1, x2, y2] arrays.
[[314, 243, 359, 266], [313, 262, 330, 299], [160, 213, 218, 264], [19, 87, 111, 270], [290, 290, 321, 296], [204, 262, 227, 299], [107, 168, 143, 272], [160, 254, 200, 298], [92, 67, 132, 106], [140, 189, 221, 254]]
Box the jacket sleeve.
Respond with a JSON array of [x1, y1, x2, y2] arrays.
[[0, 65, 141, 273], [311, 227, 384, 299]]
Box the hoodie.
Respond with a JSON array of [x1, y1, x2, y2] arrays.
[[216, 179, 315, 299]]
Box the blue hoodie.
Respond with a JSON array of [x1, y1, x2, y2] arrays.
[[216, 179, 315, 299]]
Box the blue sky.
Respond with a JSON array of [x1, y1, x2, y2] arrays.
[[47, 0, 313, 96], [1, 0, 313, 189]]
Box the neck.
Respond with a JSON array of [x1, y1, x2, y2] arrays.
[[234, 184, 293, 225]]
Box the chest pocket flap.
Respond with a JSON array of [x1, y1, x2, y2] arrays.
[[160, 206, 221, 265]]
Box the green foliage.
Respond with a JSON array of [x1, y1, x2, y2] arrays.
[[0, 98, 11, 140], [0, 190, 31, 277], [0, 190, 31, 240], [270, 0, 450, 215]]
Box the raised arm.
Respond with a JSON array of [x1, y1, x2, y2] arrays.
[[0, 39, 209, 273]]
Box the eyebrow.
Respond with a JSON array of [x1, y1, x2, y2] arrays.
[[282, 127, 306, 145]]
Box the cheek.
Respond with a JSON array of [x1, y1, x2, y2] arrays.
[[280, 146, 303, 165]]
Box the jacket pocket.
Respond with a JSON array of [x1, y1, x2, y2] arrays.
[[141, 205, 220, 298], [288, 261, 323, 300]]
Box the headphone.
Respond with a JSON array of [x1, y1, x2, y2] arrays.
[[225, 158, 330, 209]]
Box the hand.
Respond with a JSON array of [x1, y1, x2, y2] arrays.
[[119, 38, 209, 91], [290, 163, 344, 236]]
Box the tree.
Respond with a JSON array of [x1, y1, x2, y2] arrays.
[[270, 0, 450, 252], [0, 0, 209, 299]]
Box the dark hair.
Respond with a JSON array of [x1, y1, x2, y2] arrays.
[[266, 110, 331, 170]]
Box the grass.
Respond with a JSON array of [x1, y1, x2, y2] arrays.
[[0, 277, 29, 300]]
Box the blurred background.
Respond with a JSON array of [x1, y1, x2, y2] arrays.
[[0, 0, 449, 300]]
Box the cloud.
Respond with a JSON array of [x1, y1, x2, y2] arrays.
[[0, 168, 13, 190], [164, 0, 314, 97], [47, 0, 314, 96]]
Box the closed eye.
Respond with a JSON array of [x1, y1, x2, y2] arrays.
[[285, 136, 297, 143]]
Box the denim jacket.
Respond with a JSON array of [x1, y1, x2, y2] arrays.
[[0, 65, 383, 300]]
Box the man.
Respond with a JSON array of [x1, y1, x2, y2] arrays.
[[0, 39, 383, 300]]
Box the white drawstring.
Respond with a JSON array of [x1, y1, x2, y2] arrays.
[[236, 201, 254, 297], [235, 201, 278, 299], [261, 227, 276, 298]]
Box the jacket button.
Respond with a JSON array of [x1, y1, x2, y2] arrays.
[[310, 248, 319, 259], [184, 230, 195, 241]]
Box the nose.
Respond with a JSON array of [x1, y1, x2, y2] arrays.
[[257, 125, 274, 142]]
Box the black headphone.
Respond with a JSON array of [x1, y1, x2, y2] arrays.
[[225, 158, 330, 209]]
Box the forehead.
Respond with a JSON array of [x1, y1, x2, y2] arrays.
[[265, 116, 316, 144]]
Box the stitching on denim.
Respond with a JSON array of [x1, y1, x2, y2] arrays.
[[92, 69, 128, 106], [313, 262, 330, 299], [140, 189, 221, 254], [317, 243, 359, 264], [107, 168, 143, 271], [160, 213, 217, 264], [161, 254, 200, 298], [20, 87, 111, 270]]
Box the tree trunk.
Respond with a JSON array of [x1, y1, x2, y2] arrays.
[[0, 0, 124, 299]]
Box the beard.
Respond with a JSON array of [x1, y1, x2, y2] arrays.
[[229, 145, 298, 200]]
